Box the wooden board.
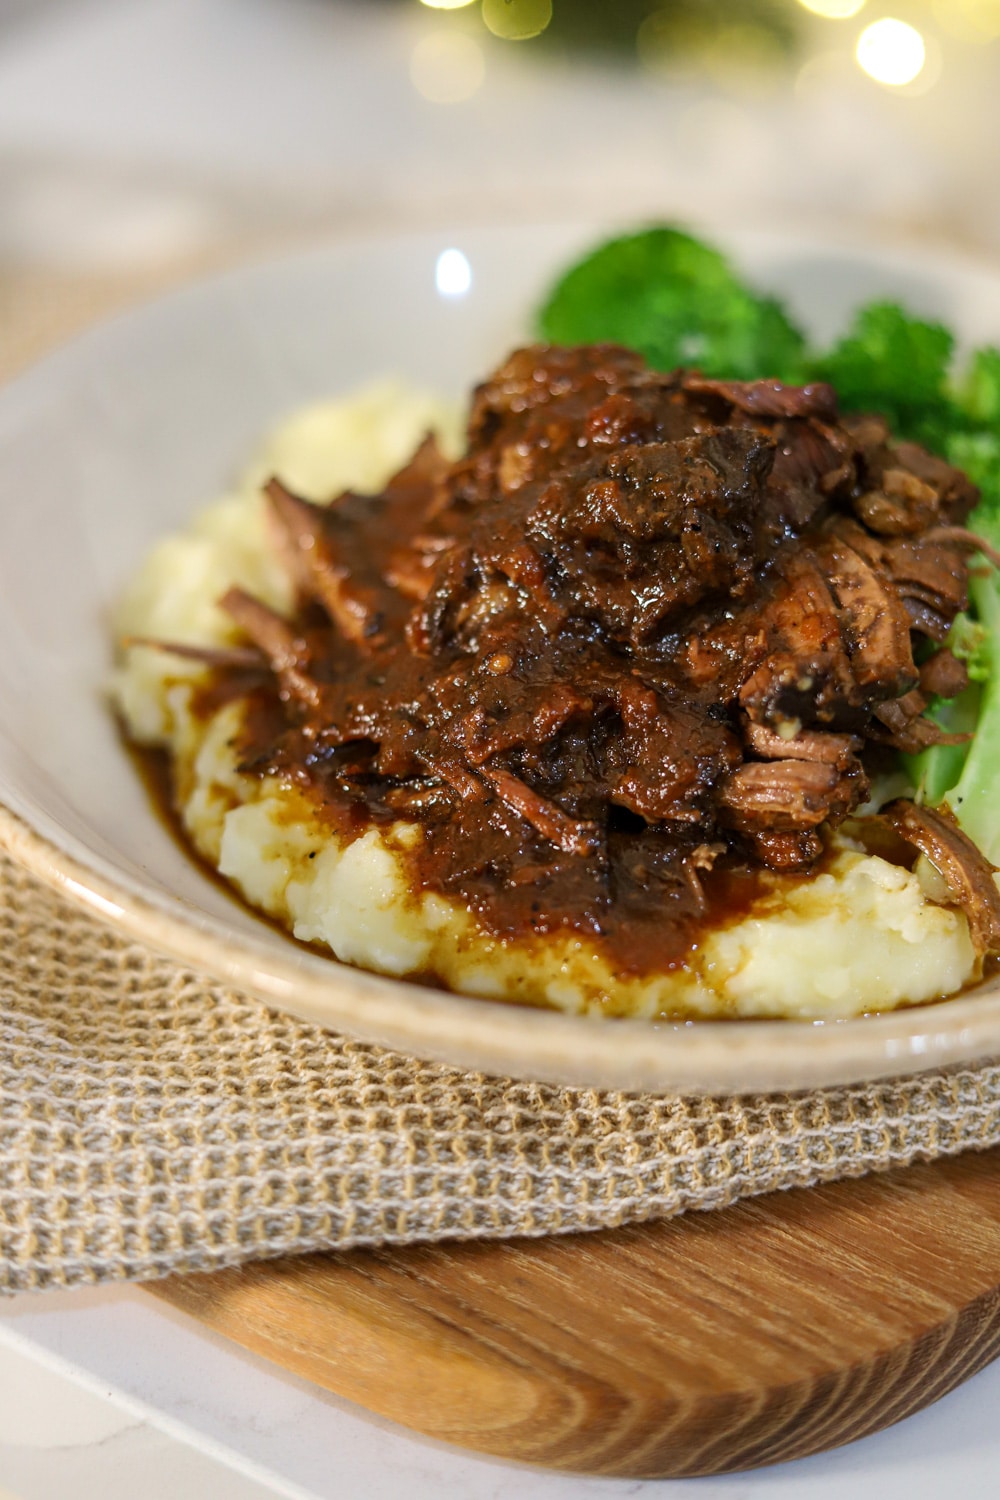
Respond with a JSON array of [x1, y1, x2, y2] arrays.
[[149, 1146, 1000, 1478]]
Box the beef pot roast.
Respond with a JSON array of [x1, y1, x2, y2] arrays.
[[173, 345, 999, 975]]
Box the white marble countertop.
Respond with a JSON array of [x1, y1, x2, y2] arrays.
[[2, 0, 999, 272], [3, 1280, 1000, 1500]]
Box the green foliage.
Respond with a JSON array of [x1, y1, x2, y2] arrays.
[[947, 431, 1000, 521], [961, 346, 1000, 428], [932, 573, 1000, 864], [532, 0, 799, 59], [537, 227, 807, 383], [905, 694, 978, 809], [811, 302, 955, 450], [948, 612, 992, 684]]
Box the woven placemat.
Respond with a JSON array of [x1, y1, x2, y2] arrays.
[[3, 839, 1000, 1296]]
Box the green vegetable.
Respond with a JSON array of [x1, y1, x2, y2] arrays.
[[947, 612, 991, 683], [908, 499, 1000, 853], [811, 302, 956, 450], [961, 346, 1000, 428], [908, 573, 1000, 864], [909, 343, 1000, 850], [537, 227, 807, 383], [947, 430, 1000, 512], [537, 223, 1000, 856]]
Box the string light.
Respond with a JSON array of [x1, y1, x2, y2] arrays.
[[932, 0, 1000, 41], [797, 0, 866, 17], [481, 0, 552, 41], [856, 17, 926, 85]]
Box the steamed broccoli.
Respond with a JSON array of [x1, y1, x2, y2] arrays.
[[946, 429, 1000, 511], [909, 488, 1000, 860], [903, 340, 1000, 851], [537, 227, 807, 383], [812, 301, 956, 450], [937, 573, 1000, 863], [962, 346, 1000, 428]]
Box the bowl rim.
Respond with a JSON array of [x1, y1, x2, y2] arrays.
[[5, 798, 1000, 1097], [5, 219, 1000, 1097]]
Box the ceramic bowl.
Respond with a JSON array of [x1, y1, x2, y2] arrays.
[[4, 220, 1000, 1094]]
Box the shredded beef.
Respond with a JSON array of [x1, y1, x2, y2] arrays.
[[877, 801, 1000, 954], [172, 344, 997, 970]]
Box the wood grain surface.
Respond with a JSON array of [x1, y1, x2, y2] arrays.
[[149, 1146, 1000, 1478]]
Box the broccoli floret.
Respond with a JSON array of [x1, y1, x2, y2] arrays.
[[906, 699, 977, 809], [537, 227, 807, 383], [961, 346, 1000, 428], [905, 613, 983, 809], [812, 302, 956, 444], [902, 362, 1000, 847], [937, 572, 1000, 863], [949, 612, 992, 683], [947, 432, 1000, 515]]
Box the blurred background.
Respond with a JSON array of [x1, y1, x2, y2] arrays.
[[0, 0, 998, 371]]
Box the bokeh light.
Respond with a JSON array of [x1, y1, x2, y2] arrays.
[[856, 17, 926, 86], [638, 12, 785, 96], [410, 32, 485, 103], [932, 0, 1000, 41], [798, 0, 866, 17], [419, 0, 477, 9], [481, 0, 553, 42], [435, 248, 473, 297], [636, 10, 701, 78]]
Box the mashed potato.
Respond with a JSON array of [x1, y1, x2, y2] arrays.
[[112, 382, 979, 1021]]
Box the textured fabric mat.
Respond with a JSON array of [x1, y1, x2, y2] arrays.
[[4, 846, 1000, 1295]]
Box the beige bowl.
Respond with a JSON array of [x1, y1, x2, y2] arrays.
[[3, 221, 1000, 1094]]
